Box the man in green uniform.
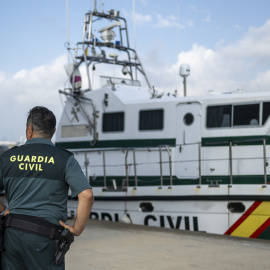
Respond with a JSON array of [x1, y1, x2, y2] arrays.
[[0, 106, 94, 270]]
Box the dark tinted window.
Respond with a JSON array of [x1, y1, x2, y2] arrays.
[[233, 104, 259, 126], [207, 105, 232, 128], [139, 109, 163, 130], [228, 202, 245, 213], [263, 102, 270, 125], [102, 112, 124, 132], [183, 113, 194, 126]]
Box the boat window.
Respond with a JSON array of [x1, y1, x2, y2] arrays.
[[61, 125, 88, 138], [139, 202, 154, 212], [206, 105, 232, 128], [227, 202, 245, 213], [207, 103, 262, 128], [139, 109, 164, 131], [183, 113, 194, 126], [263, 102, 270, 125], [102, 112, 124, 132], [233, 104, 259, 126]]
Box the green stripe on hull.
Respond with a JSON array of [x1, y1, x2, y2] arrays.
[[90, 175, 267, 187], [56, 135, 270, 149], [90, 176, 194, 187], [56, 138, 176, 149], [202, 135, 270, 147], [202, 175, 267, 185]]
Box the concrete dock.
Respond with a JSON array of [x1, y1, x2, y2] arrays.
[[66, 219, 270, 270]]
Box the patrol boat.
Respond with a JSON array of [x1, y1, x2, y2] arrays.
[[55, 4, 270, 240]]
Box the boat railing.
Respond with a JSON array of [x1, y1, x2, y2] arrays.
[[203, 138, 268, 187], [78, 138, 269, 189], [158, 145, 173, 187], [100, 76, 141, 87], [80, 146, 173, 190]]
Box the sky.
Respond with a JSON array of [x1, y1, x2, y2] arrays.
[[1, 0, 270, 142]]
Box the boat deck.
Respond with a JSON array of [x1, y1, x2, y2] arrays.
[[66, 219, 270, 270]]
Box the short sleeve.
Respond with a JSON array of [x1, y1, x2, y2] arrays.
[[65, 155, 91, 198]]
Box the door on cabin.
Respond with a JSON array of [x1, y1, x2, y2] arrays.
[[175, 102, 202, 179]]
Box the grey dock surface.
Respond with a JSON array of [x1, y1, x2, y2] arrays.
[[66, 219, 270, 270]]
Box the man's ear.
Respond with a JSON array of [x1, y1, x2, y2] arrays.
[[51, 128, 56, 139], [26, 125, 34, 140]]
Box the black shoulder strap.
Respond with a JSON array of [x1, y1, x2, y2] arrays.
[[56, 145, 74, 155]]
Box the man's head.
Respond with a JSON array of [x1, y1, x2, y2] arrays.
[[26, 106, 56, 140]]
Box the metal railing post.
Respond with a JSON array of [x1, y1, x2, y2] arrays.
[[165, 146, 172, 186], [125, 150, 129, 187], [159, 146, 163, 186], [263, 139, 267, 185], [133, 149, 138, 187], [229, 141, 233, 186], [103, 151, 106, 188], [198, 143, 201, 186]]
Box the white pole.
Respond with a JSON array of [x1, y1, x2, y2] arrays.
[[133, 0, 137, 52], [133, 0, 137, 79], [66, 0, 70, 63]]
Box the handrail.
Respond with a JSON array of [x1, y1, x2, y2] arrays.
[[159, 146, 163, 186], [165, 146, 172, 186], [229, 141, 233, 186], [198, 143, 202, 186], [263, 138, 267, 186], [125, 150, 129, 188], [80, 142, 269, 188], [133, 149, 138, 186], [103, 151, 106, 188], [158, 146, 172, 186]]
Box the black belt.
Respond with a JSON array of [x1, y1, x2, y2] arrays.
[[5, 214, 64, 240]]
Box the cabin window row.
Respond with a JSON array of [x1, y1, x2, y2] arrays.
[[207, 102, 270, 128], [102, 109, 164, 132]]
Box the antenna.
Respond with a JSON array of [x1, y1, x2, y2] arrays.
[[66, 0, 70, 63], [177, 0, 180, 56], [133, 0, 137, 51], [179, 63, 190, 97], [133, 0, 137, 79], [94, 0, 97, 12]]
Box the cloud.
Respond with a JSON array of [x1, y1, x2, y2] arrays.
[[2, 19, 270, 141], [122, 8, 192, 29], [0, 55, 67, 141], [204, 15, 211, 23], [139, 0, 148, 6], [122, 9, 152, 25], [142, 19, 270, 96], [188, 5, 210, 15], [223, 20, 270, 62], [155, 14, 191, 29], [234, 24, 243, 31], [135, 13, 152, 24], [250, 70, 270, 91]]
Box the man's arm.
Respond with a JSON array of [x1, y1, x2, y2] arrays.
[[0, 201, 9, 215], [59, 188, 94, 236], [0, 202, 6, 213]]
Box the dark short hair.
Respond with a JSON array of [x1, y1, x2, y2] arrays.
[[27, 106, 56, 138]]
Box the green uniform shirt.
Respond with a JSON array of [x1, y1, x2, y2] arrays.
[[0, 138, 91, 224]]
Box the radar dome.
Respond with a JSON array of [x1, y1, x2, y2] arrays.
[[179, 64, 190, 77]]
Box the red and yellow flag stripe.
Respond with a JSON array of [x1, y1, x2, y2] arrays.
[[225, 201, 270, 238]]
